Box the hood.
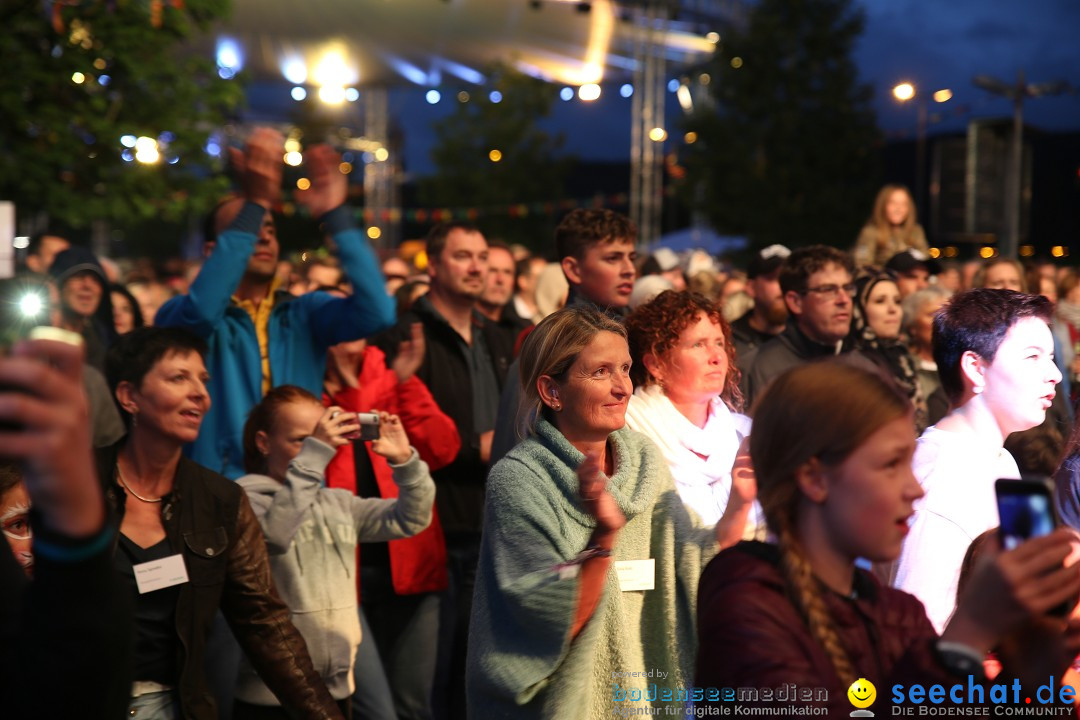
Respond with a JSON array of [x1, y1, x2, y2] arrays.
[[235, 473, 283, 496]]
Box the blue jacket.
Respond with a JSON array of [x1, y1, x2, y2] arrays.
[[156, 202, 395, 479]]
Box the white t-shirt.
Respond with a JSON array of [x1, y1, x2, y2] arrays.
[[625, 384, 764, 533], [893, 425, 1020, 632]]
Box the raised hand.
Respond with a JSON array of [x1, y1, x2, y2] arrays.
[[391, 323, 425, 383], [716, 436, 756, 548], [577, 450, 626, 536], [0, 334, 102, 537], [946, 528, 1080, 654], [229, 127, 284, 209], [730, 436, 757, 506], [294, 144, 347, 218], [312, 406, 360, 448], [370, 411, 412, 465]]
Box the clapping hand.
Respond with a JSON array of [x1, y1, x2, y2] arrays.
[[229, 127, 284, 209], [577, 450, 626, 536], [715, 436, 756, 548], [730, 436, 757, 506], [391, 323, 425, 383], [294, 144, 347, 218]]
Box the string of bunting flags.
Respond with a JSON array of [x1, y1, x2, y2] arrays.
[[280, 193, 630, 222]]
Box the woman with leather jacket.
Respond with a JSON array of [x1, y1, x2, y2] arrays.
[[100, 326, 342, 720]]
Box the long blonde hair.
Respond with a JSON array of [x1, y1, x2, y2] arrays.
[[750, 362, 911, 688], [867, 184, 918, 258]]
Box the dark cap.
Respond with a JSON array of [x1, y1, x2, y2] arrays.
[[48, 246, 107, 286], [884, 249, 941, 276], [747, 244, 792, 279]]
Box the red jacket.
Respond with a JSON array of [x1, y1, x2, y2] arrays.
[[324, 345, 460, 595]]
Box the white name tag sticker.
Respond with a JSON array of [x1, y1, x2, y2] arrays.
[[614, 559, 655, 592], [134, 553, 189, 594]]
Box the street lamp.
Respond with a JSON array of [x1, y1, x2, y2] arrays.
[[891, 82, 951, 215], [973, 71, 1072, 259]]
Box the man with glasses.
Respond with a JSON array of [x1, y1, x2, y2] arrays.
[[744, 245, 862, 407]]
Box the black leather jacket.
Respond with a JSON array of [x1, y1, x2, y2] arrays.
[[97, 443, 342, 720]]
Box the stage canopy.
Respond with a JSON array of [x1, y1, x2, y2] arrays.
[[208, 0, 730, 91]]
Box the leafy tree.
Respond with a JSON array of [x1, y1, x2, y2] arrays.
[[420, 65, 570, 250], [0, 0, 243, 229], [680, 0, 881, 250]]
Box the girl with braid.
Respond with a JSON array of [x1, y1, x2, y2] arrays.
[[696, 362, 1080, 715]]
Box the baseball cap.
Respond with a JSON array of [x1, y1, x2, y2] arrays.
[[885, 249, 941, 276], [747, 244, 792, 279]]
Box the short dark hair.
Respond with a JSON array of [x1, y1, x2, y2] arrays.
[[933, 288, 1053, 405], [243, 385, 322, 474], [554, 209, 636, 261], [0, 462, 23, 497], [425, 222, 482, 264], [778, 245, 854, 295], [106, 326, 208, 428], [27, 231, 67, 257]]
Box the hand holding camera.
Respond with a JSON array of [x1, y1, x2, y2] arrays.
[[369, 411, 411, 466], [0, 331, 103, 538], [314, 407, 361, 448]]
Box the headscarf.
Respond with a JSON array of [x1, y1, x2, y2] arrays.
[[846, 266, 927, 431]]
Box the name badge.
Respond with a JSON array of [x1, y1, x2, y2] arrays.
[[134, 554, 189, 594], [614, 559, 655, 592]]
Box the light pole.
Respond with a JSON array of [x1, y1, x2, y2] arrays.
[[973, 71, 1072, 260], [892, 82, 951, 218]]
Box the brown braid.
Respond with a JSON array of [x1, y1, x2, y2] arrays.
[[776, 524, 857, 689], [750, 363, 912, 693]]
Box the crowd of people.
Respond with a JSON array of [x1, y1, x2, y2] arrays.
[[4, 127, 1080, 720]]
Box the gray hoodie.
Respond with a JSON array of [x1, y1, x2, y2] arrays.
[[235, 437, 434, 704]]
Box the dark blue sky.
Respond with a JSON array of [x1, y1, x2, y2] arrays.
[[251, 0, 1080, 176], [859, 0, 1080, 136]]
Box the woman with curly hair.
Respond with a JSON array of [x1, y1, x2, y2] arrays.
[[853, 184, 928, 267], [624, 290, 763, 542]]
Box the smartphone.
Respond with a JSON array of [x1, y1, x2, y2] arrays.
[[995, 477, 1057, 551]]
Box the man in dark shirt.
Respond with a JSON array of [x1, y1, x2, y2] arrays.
[[476, 241, 530, 350], [374, 222, 512, 720], [731, 244, 790, 377], [744, 245, 859, 408]]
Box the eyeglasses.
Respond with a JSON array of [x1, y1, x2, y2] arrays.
[[801, 283, 857, 300]]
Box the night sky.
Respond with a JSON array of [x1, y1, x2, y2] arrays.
[[860, 0, 1080, 136], [243, 0, 1080, 176]]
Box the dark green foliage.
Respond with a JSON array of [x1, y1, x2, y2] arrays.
[[680, 0, 882, 250], [0, 0, 244, 228], [420, 65, 571, 251]]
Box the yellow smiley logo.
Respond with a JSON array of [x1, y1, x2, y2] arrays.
[[847, 678, 876, 709]]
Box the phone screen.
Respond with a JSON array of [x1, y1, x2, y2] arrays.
[[998, 490, 1055, 550]]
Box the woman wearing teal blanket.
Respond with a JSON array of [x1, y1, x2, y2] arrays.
[[467, 306, 744, 719]]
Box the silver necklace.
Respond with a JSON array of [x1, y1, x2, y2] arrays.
[[117, 465, 162, 504]]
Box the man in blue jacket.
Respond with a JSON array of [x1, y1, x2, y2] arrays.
[[156, 128, 395, 480]]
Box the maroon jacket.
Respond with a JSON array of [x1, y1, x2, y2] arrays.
[[324, 345, 460, 595], [696, 542, 972, 715]]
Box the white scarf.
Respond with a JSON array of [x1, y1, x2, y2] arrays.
[[625, 384, 763, 530]]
